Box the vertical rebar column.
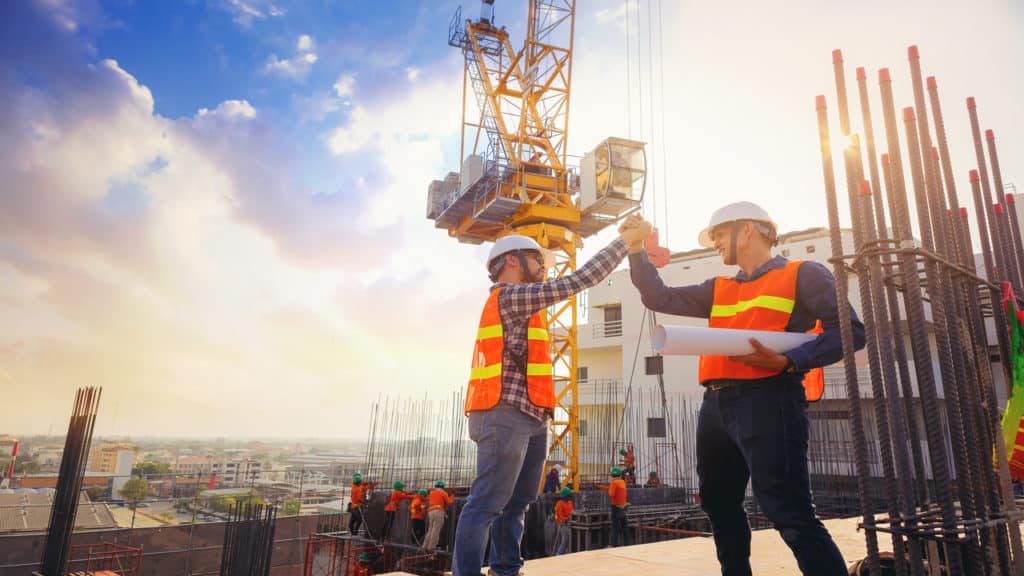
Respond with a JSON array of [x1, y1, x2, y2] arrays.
[[957, 207, 1024, 576], [904, 104, 975, 574], [880, 151, 930, 503], [986, 129, 1024, 292], [967, 98, 1011, 284], [878, 63, 961, 573], [817, 93, 881, 576], [855, 173, 923, 575], [929, 75, 1013, 569]]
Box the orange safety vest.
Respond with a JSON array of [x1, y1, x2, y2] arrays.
[[698, 261, 825, 401], [410, 496, 427, 520], [351, 483, 368, 508], [464, 287, 554, 413], [555, 500, 574, 524], [428, 489, 453, 511], [602, 478, 628, 506], [385, 490, 413, 512]]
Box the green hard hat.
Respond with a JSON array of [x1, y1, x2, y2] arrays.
[[358, 552, 373, 562], [434, 480, 445, 488], [649, 471, 658, 477], [393, 481, 405, 490], [610, 466, 622, 476], [352, 472, 362, 482], [619, 447, 627, 455], [418, 489, 428, 496], [559, 487, 573, 498]]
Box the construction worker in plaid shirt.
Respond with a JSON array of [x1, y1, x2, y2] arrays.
[[453, 222, 652, 576]]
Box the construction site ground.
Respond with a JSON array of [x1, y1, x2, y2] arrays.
[[379, 516, 885, 576]]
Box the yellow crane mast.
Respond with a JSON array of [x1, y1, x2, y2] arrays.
[[427, 0, 646, 489]]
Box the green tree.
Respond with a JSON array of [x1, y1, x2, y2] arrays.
[[132, 461, 170, 477], [85, 486, 109, 502], [282, 498, 301, 516], [119, 477, 149, 509], [14, 460, 40, 474]]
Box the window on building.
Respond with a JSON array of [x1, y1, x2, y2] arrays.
[[579, 419, 588, 437], [806, 245, 816, 253], [781, 249, 790, 257], [604, 305, 622, 337], [647, 417, 666, 438], [577, 366, 589, 382]]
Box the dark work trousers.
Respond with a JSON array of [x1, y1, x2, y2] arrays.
[[412, 518, 426, 545], [609, 506, 632, 547], [696, 379, 846, 576], [349, 506, 364, 535], [382, 510, 396, 541]]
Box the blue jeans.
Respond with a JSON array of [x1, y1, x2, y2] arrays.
[[453, 403, 548, 576], [554, 523, 571, 555], [697, 379, 846, 576]]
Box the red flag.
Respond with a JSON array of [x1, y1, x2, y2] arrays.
[[209, 473, 216, 490]]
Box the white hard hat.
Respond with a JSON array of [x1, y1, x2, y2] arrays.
[[697, 201, 777, 248], [487, 235, 555, 270]]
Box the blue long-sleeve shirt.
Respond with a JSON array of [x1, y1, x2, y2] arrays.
[[628, 252, 866, 377]]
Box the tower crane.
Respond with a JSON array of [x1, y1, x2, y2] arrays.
[[426, 0, 647, 489]]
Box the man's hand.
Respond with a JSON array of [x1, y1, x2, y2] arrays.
[[619, 214, 652, 253], [728, 338, 790, 371]]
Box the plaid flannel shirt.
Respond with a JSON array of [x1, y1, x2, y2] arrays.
[[491, 238, 629, 422]]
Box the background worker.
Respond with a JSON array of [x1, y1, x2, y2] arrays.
[[619, 446, 635, 485], [625, 204, 865, 576], [542, 464, 561, 495], [452, 223, 652, 576], [645, 471, 661, 488], [382, 480, 415, 542], [553, 487, 574, 555], [597, 467, 631, 547], [349, 472, 376, 536], [423, 480, 454, 551], [410, 489, 428, 545]]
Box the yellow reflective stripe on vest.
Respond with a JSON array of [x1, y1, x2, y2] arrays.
[[526, 363, 553, 377], [470, 363, 502, 380], [477, 324, 503, 340], [710, 295, 795, 318], [527, 327, 549, 341]]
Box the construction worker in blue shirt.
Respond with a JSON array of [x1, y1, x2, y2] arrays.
[[623, 204, 865, 576]]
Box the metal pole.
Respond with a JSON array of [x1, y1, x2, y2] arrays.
[[967, 98, 1011, 285], [817, 93, 882, 576], [986, 130, 1024, 292]]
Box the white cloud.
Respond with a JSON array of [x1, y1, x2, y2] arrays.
[[406, 67, 420, 82], [197, 99, 256, 120], [221, 0, 284, 27], [263, 34, 318, 80], [333, 73, 356, 97]]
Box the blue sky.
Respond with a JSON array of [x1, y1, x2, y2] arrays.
[[1, 0, 1021, 438]]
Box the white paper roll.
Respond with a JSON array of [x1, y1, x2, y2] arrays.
[[651, 325, 817, 356]]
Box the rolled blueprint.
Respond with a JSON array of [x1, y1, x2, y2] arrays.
[[651, 325, 817, 356]]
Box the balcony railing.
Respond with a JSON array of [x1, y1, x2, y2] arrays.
[[591, 319, 623, 338]]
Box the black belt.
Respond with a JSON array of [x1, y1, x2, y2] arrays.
[[702, 379, 744, 392]]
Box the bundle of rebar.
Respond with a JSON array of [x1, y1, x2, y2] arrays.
[[38, 387, 101, 576], [817, 46, 1024, 576], [219, 501, 277, 576], [360, 390, 475, 492]]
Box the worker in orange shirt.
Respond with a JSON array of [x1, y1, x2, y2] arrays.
[[619, 446, 636, 485], [645, 471, 661, 487], [553, 487, 574, 555], [409, 489, 428, 546], [422, 480, 454, 551], [598, 467, 631, 547], [382, 480, 416, 542], [348, 472, 376, 536]]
